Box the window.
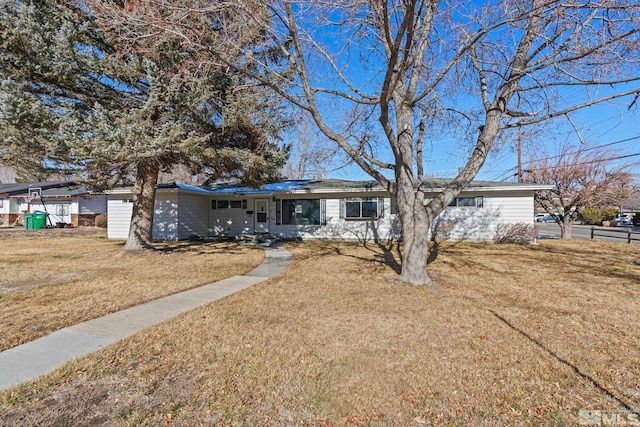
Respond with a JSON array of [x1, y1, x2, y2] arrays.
[[342, 197, 383, 220], [277, 199, 321, 225], [56, 204, 70, 216], [122, 199, 133, 204], [0, 199, 3, 209], [448, 196, 483, 208], [212, 199, 247, 210]]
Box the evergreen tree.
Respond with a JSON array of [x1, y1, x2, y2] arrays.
[[0, 0, 288, 248]]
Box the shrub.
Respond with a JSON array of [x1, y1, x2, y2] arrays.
[[633, 213, 640, 226], [95, 214, 107, 228], [494, 222, 535, 244], [602, 207, 619, 222], [580, 207, 603, 225]]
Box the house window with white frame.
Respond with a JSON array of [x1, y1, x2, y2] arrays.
[[341, 197, 384, 220], [448, 196, 484, 208], [211, 199, 247, 210], [56, 204, 70, 216]]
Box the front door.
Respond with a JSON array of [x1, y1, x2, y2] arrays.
[[254, 199, 269, 233]]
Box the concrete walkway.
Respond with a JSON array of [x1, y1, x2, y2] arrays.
[[0, 245, 292, 392]]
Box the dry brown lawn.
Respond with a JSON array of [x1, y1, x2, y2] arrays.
[[0, 228, 264, 351], [1, 238, 639, 426]]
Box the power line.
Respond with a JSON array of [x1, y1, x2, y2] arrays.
[[526, 134, 640, 166], [528, 152, 640, 172], [481, 134, 640, 180]]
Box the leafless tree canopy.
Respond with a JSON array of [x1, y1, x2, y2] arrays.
[[282, 113, 345, 179]]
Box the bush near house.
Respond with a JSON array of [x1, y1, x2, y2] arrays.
[[494, 222, 535, 244], [94, 213, 107, 228]]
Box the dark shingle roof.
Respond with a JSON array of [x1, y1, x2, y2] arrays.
[[202, 178, 539, 194], [0, 181, 75, 197]]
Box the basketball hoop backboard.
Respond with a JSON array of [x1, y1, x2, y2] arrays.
[[28, 187, 42, 199]]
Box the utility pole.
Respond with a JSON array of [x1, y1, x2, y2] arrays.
[[517, 127, 523, 183]]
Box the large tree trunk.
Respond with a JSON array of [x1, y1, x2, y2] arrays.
[[394, 126, 432, 285], [397, 192, 431, 285], [123, 159, 160, 250], [559, 215, 573, 239]]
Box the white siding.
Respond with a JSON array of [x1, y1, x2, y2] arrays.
[[270, 195, 400, 242], [108, 190, 210, 241], [152, 192, 179, 241], [108, 186, 537, 243], [208, 198, 254, 237], [432, 190, 535, 241], [176, 192, 209, 240], [30, 201, 72, 225], [107, 196, 134, 239], [0, 198, 8, 214], [78, 195, 107, 215]]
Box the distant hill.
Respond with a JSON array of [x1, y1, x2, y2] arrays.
[[0, 164, 17, 184]]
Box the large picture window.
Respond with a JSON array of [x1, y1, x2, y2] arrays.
[[276, 199, 321, 225], [342, 197, 383, 220]]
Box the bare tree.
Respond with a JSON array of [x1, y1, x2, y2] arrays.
[[625, 189, 640, 211], [524, 144, 636, 238], [121, 0, 640, 284], [283, 113, 343, 179]]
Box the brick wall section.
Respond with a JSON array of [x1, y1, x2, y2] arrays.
[[0, 213, 20, 226]]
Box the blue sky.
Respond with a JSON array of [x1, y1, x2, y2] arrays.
[[293, 98, 640, 183], [277, 2, 640, 185]]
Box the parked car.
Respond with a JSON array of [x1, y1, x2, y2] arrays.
[[614, 215, 632, 226], [540, 214, 560, 223], [534, 214, 546, 222]]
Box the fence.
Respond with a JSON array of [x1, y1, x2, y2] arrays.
[[590, 226, 640, 244]]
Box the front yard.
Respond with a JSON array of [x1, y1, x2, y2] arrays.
[[0, 229, 264, 352], [0, 237, 638, 425]]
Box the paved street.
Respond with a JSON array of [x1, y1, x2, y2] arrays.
[[535, 222, 640, 244]]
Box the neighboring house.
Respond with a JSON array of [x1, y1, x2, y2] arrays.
[[0, 181, 106, 227], [107, 179, 552, 242]]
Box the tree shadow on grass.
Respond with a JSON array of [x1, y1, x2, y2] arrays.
[[490, 309, 640, 417], [365, 240, 403, 274], [122, 239, 255, 256]]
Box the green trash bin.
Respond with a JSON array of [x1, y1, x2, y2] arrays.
[[23, 212, 47, 230], [23, 213, 34, 230], [33, 212, 47, 230]]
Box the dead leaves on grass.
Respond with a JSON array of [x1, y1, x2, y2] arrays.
[[1, 240, 638, 425]]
